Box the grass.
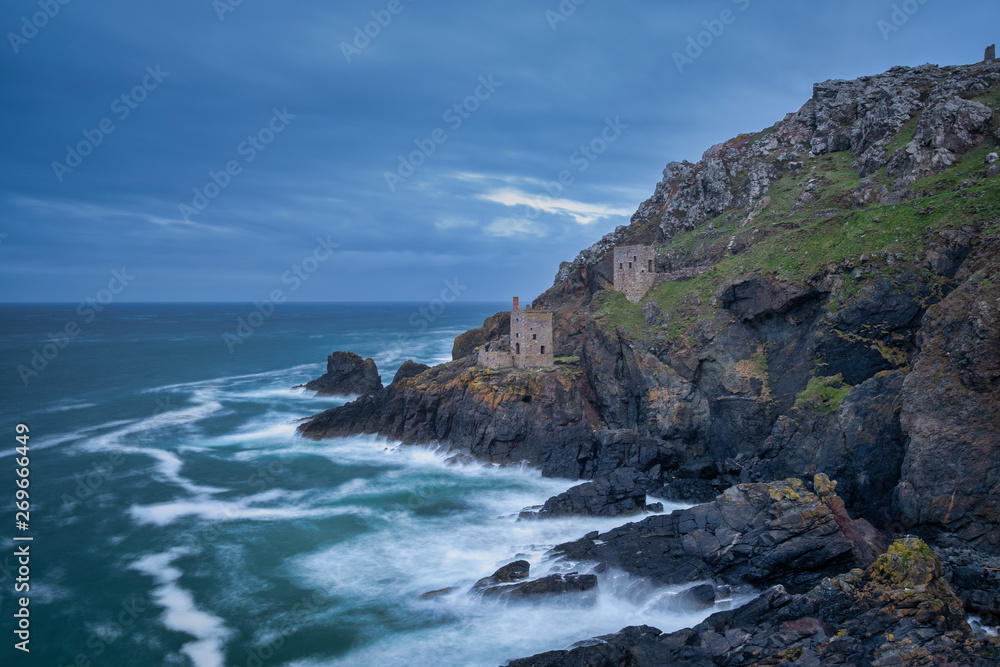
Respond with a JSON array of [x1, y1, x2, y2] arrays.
[[589, 80, 1000, 344], [794, 374, 852, 414]]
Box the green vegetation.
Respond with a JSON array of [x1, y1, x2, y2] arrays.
[[885, 115, 919, 157], [553, 356, 580, 364], [591, 290, 651, 338], [795, 374, 852, 414]]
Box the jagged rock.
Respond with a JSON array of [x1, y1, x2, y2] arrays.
[[472, 560, 530, 590], [522, 469, 648, 520], [478, 573, 598, 601], [391, 359, 430, 384], [451, 311, 510, 360], [506, 538, 990, 667], [419, 587, 455, 599], [550, 478, 875, 593], [673, 583, 716, 612], [720, 274, 818, 322], [300, 351, 382, 396], [895, 252, 1000, 551]]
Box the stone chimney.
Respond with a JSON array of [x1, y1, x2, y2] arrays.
[[987, 44, 996, 62], [512, 296, 520, 310]]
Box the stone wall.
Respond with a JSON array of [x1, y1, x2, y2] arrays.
[[511, 306, 554, 368], [478, 349, 513, 370], [613, 245, 656, 302]]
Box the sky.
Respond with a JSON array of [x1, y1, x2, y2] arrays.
[[1, 0, 996, 303]]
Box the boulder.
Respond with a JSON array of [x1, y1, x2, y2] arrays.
[[478, 573, 598, 601], [301, 351, 382, 396], [522, 469, 648, 520]]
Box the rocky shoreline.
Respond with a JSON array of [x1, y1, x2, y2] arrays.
[[297, 57, 1000, 665]]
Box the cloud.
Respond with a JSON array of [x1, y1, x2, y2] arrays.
[[485, 216, 546, 238], [475, 187, 633, 226]]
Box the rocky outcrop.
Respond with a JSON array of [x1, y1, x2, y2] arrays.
[[301, 351, 382, 396], [299, 360, 601, 479], [507, 538, 992, 667], [550, 477, 879, 593], [519, 468, 651, 520], [391, 359, 430, 384], [471, 560, 597, 601], [452, 311, 510, 360]]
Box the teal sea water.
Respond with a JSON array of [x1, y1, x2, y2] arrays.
[[0, 303, 736, 667]]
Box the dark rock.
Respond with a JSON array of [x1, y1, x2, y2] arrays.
[[673, 583, 716, 612], [550, 478, 867, 593], [472, 560, 530, 590], [506, 538, 990, 666], [419, 587, 455, 600], [721, 274, 819, 322], [452, 311, 509, 360], [301, 351, 382, 396], [528, 469, 648, 519], [479, 573, 598, 601], [391, 359, 430, 384]]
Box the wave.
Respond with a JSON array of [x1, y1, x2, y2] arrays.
[[130, 548, 232, 667]]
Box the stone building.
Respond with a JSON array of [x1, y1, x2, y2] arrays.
[[477, 297, 554, 369], [613, 245, 656, 303], [987, 44, 996, 62]]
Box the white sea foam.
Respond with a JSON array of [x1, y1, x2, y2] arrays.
[[130, 548, 232, 667]]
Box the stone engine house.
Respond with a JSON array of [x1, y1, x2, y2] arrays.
[[613, 245, 656, 303], [478, 297, 554, 369]]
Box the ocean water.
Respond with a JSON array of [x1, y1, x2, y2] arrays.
[[0, 303, 742, 667]]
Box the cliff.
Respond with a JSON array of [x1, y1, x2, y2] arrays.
[[299, 56, 1000, 663]]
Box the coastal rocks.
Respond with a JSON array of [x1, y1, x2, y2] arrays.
[[471, 561, 597, 601], [473, 560, 530, 589], [551, 478, 876, 593], [391, 359, 430, 384], [507, 538, 989, 667], [301, 351, 382, 396], [894, 250, 1000, 552], [299, 360, 601, 479], [452, 311, 510, 360], [519, 469, 650, 520]]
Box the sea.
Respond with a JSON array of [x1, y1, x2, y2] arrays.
[[0, 303, 743, 667]]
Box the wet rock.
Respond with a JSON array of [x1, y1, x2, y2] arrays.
[[550, 478, 867, 593], [479, 573, 598, 601], [300, 351, 382, 396], [472, 560, 530, 590], [506, 538, 989, 666], [524, 469, 648, 519]]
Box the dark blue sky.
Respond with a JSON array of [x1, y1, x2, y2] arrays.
[[2, 0, 996, 302]]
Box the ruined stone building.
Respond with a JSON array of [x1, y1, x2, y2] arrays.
[[613, 245, 656, 303], [478, 297, 554, 369]]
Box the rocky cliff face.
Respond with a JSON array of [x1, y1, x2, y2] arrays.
[[300, 57, 1000, 664], [302, 59, 1000, 548]]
